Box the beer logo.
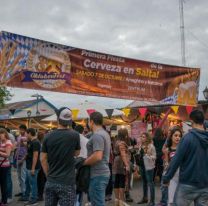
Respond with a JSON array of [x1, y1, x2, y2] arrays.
[[24, 43, 71, 89]]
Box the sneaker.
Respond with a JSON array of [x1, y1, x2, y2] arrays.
[[24, 200, 38, 206], [156, 203, 167, 206], [137, 198, 148, 204], [15, 192, 23, 197], [114, 199, 119, 206], [37, 197, 44, 202], [119, 200, 130, 206], [105, 195, 112, 201], [125, 196, 133, 203], [147, 203, 155, 206], [18, 197, 29, 202], [7, 198, 13, 204]]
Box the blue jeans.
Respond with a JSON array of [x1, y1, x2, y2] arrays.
[[7, 166, 13, 199], [89, 176, 110, 206], [160, 184, 168, 205], [159, 175, 168, 205], [17, 161, 26, 195], [174, 184, 208, 206], [24, 169, 39, 201], [145, 169, 155, 204], [139, 165, 148, 199], [75, 191, 83, 206]]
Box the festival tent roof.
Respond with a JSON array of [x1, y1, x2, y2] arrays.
[[0, 98, 57, 120]]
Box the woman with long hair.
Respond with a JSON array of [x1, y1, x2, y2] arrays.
[[142, 132, 156, 206], [0, 128, 13, 206], [113, 128, 130, 206], [164, 127, 182, 206], [136, 133, 148, 204]]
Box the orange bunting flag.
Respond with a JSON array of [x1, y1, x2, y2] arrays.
[[71, 109, 80, 119], [171, 106, 179, 114], [122, 108, 131, 117]]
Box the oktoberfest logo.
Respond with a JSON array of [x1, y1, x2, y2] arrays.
[[24, 43, 71, 89]]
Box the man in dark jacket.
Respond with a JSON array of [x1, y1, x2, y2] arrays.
[[163, 110, 208, 206]]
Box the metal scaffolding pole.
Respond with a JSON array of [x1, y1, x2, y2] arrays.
[[179, 0, 186, 66]]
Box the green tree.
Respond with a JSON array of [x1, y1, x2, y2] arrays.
[[0, 87, 12, 108]]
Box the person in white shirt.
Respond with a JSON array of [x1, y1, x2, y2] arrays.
[[74, 124, 89, 206], [75, 125, 88, 158]]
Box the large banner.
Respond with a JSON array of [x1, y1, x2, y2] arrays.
[[0, 31, 200, 105]]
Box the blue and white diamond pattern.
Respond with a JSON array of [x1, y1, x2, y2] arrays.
[[0, 31, 75, 69], [0, 31, 39, 68]]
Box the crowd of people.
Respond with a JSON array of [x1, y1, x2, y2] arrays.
[[0, 108, 208, 206]]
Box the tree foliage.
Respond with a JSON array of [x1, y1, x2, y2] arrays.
[[0, 87, 12, 108]]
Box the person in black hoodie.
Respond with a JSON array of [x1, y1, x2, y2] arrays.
[[163, 109, 208, 206], [153, 128, 166, 182]]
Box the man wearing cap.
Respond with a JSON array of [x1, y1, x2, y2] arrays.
[[84, 112, 111, 206], [41, 107, 80, 206]]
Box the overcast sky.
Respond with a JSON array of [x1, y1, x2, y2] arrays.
[[1, 0, 208, 108]]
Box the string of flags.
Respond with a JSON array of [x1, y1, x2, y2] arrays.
[[6, 104, 207, 120], [121, 105, 196, 118], [170, 105, 194, 115]]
